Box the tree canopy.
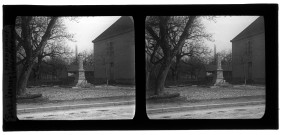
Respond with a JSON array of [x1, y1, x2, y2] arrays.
[[145, 16, 215, 95], [15, 16, 76, 96]]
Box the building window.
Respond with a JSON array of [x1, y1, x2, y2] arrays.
[[107, 42, 114, 56], [106, 42, 114, 66], [247, 40, 252, 56]]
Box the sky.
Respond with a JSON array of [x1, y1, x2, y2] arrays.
[[64, 16, 121, 54], [63, 16, 259, 55], [203, 16, 260, 53]]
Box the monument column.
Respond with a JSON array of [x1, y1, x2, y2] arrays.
[[75, 54, 88, 87], [214, 55, 224, 86]]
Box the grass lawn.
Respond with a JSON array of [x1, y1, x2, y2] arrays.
[[147, 85, 265, 101], [23, 85, 135, 101], [146, 85, 265, 109]]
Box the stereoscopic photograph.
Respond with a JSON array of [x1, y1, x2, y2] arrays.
[[15, 16, 135, 120], [145, 16, 265, 119], [2, 4, 278, 131]]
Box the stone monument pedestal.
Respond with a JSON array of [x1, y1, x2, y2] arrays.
[[76, 69, 88, 87], [214, 68, 225, 86], [72, 53, 91, 88], [213, 54, 229, 86]]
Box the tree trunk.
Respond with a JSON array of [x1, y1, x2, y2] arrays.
[[146, 71, 150, 90], [171, 57, 180, 85], [17, 61, 35, 96], [175, 56, 181, 81], [176, 70, 179, 81], [170, 68, 176, 85], [172, 67, 179, 85], [148, 65, 157, 91], [35, 55, 43, 80], [154, 59, 172, 95], [146, 58, 151, 90]]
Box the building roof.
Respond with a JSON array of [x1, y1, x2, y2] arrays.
[[231, 16, 265, 42], [205, 64, 232, 72], [67, 64, 94, 72], [92, 16, 134, 43]]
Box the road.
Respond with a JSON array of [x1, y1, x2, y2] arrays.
[[17, 103, 265, 120], [148, 104, 265, 119], [17, 105, 135, 120]]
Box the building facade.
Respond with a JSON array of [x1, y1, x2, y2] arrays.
[[92, 16, 135, 84], [231, 16, 265, 84]]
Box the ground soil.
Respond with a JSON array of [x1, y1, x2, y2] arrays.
[[17, 95, 135, 109], [146, 95, 265, 110]]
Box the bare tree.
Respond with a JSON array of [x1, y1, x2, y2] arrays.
[[170, 40, 211, 82], [145, 16, 214, 95], [80, 50, 95, 66], [182, 53, 209, 80], [146, 16, 196, 95], [219, 49, 232, 66], [15, 16, 75, 97]]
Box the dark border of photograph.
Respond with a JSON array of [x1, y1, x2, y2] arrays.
[[3, 4, 278, 131]]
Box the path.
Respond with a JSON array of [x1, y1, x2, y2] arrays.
[[17, 105, 135, 120], [148, 104, 265, 119]]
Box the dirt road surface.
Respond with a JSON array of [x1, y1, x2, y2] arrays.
[[17, 105, 135, 120], [148, 104, 265, 119]]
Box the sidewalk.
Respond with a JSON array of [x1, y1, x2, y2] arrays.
[[17, 85, 135, 113], [146, 95, 265, 114], [17, 95, 135, 114], [17, 85, 265, 114], [17, 95, 265, 114], [146, 85, 265, 114]]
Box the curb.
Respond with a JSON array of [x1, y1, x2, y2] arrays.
[[17, 100, 135, 114], [147, 100, 265, 114]]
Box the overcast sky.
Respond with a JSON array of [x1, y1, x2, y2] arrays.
[[203, 16, 259, 53], [64, 16, 121, 54], [63, 16, 259, 54]]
